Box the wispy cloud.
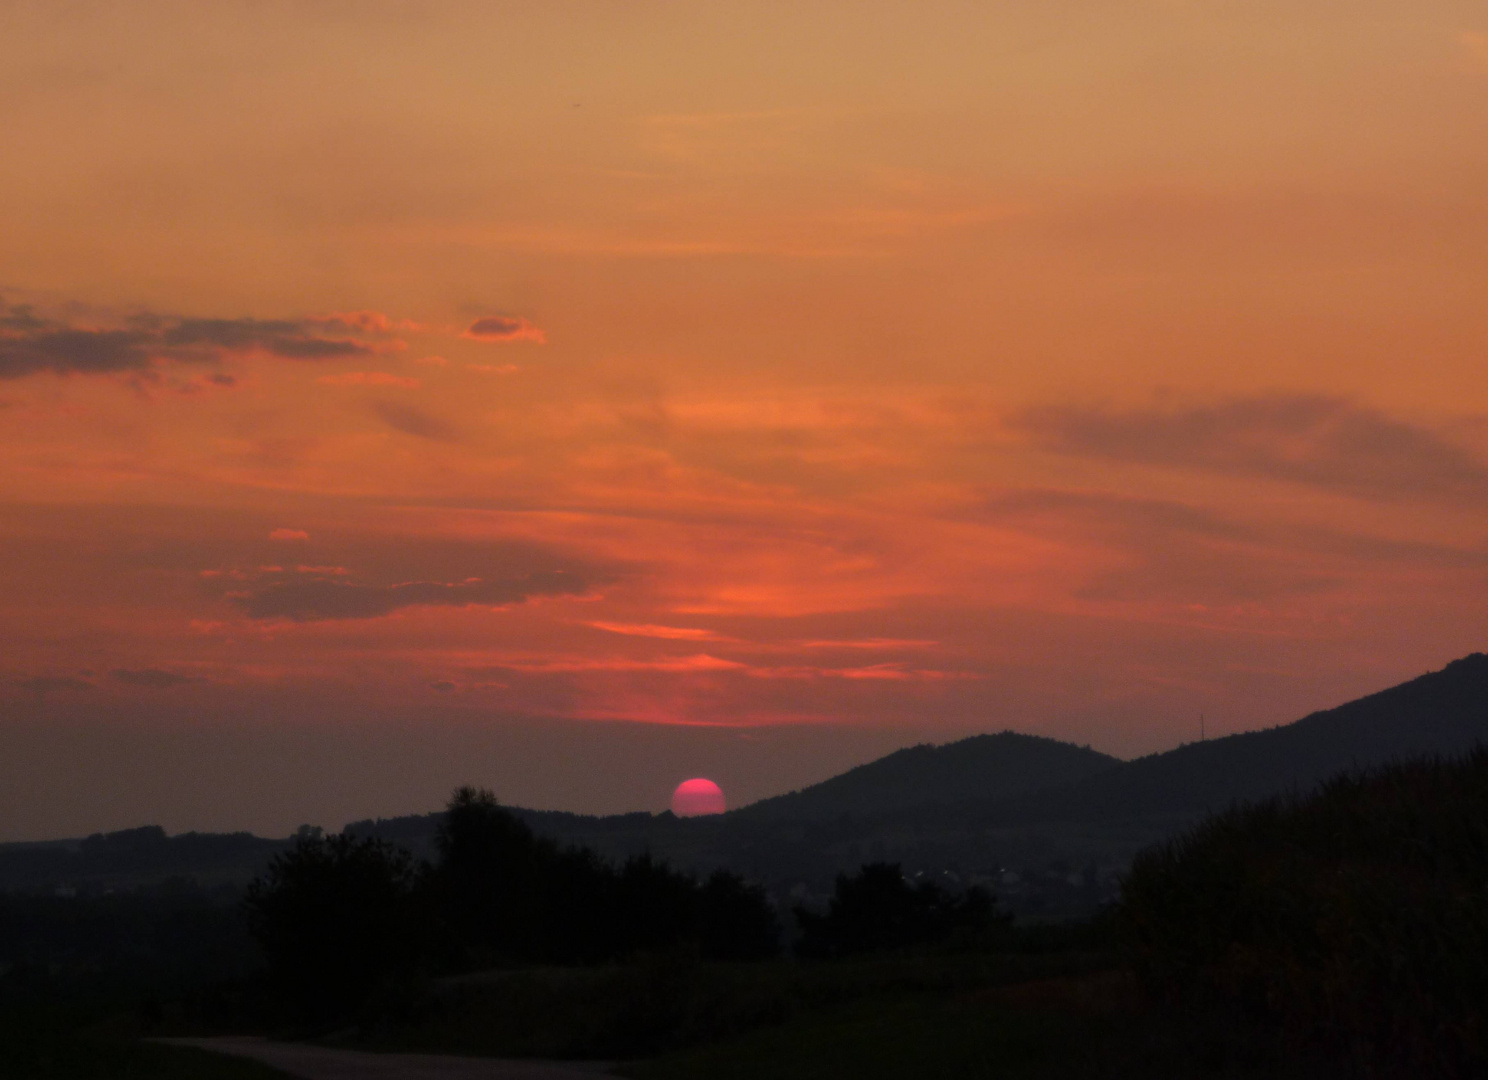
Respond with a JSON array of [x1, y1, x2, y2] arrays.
[[310, 311, 424, 334], [587, 621, 728, 641], [467, 651, 969, 682], [976, 488, 1335, 606], [746, 662, 975, 681], [478, 653, 746, 674], [374, 401, 457, 441], [463, 316, 547, 344], [798, 638, 938, 650], [111, 668, 200, 689], [1017, 395, 1488, 502]]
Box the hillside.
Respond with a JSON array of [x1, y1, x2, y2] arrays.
[[736, 732, 1118, 820], [1014, 652, 1488, 824]]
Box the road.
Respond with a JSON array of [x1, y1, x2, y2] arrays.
[[157, 1037, 616, 1080]]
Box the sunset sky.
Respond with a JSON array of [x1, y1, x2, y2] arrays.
[[2, 1, 1486, 839]]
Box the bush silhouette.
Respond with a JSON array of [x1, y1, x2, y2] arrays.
[[696, 870, 781, 961], [794, 862, 1000, 958]]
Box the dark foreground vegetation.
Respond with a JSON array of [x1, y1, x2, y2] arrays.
[[2, 748, 1486, 1078], [246, 786, 781, 1025], [1124, 748, 1488, 1078]]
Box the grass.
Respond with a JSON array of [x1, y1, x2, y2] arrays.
[[0, 1009, 291, 1079], [338, 934, 1342, 1079], [622, 973, 1338, 1080], [337, 936, 1117, 1060], [623, 994, 1076, 1080]]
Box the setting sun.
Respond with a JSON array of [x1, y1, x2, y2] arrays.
[[671, 778, 727, 817]]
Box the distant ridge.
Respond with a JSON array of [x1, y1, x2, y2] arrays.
[[730, 654, 1488, 829], [1015, 651, 1488, 822], [734, 731, 1118, 820]]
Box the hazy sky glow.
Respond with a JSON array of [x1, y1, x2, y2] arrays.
[[2, 1, 1486, 838]]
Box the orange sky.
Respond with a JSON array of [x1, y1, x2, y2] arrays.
[[1, 2, 1486, 838]]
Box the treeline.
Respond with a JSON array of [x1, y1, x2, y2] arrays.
[[245, 787, 781, 1022], [0, 827, 283, 895], [1122, 748, 1488, 1078], [0, 887, 260, 1008], [246, 787, 1013, 1025]]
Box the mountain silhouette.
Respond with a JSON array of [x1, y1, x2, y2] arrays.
[[734, 731, 1118, 820], [1006, 652, 1488, 823]]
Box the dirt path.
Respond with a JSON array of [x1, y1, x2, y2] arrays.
[[156, 1037, 616, 1080]]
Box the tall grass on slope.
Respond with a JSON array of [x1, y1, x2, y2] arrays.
[[1121, 749, 1488, 1078]]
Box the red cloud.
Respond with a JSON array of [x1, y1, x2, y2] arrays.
[[269, 528, 309, 541], [463, 316, 547, 344], [587, 621, 728, 641]]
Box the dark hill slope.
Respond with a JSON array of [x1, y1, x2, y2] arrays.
[[1017, 652, 1488, 823], [734, 731, 1118, 820]]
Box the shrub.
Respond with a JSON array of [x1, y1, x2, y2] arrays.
[[794, 862, 1001, 958], [697, 870, 782, 962], [1121, 749, 1488, 1078]]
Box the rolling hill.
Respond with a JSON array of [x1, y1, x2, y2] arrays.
[[1010, 651, 1488, 823], [733, 732, 1119, 820]]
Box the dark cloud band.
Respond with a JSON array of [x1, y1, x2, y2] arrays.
[[1017, 395, 1488, 502], [374, 401, 458, 441], [463, 316, 546, 343], [111, 668, 200, 689], [233, 571, 588, 621], [0, 301, 376, 379]]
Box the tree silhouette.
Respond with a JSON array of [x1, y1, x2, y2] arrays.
[[794, 862, 999, 958], [427, 787, 779, 967], [428, 786, 557, 966], [697, 869, 781, 961], [243, 833, 420, 1022], [246, 786, 782, 1020]]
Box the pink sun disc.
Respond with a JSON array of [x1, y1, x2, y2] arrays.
[[671, 778, 726, 817]]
